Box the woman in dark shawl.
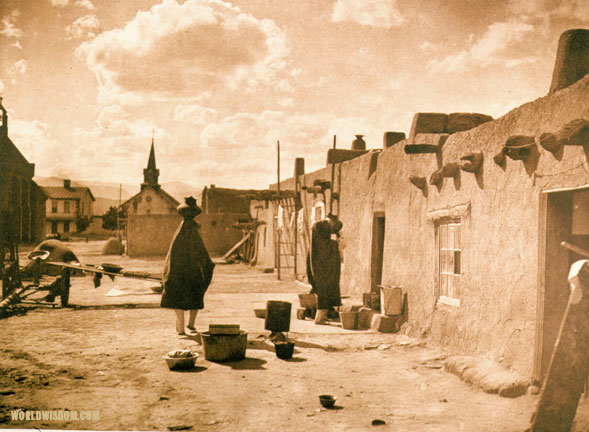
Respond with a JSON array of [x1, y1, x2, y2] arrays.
[[306, 215, 343, 324], [161, 197, 215, 335]]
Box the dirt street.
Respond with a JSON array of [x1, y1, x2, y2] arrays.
[[0, 241, 586, 431]]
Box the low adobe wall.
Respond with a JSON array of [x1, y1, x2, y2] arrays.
[[127, 214, 181, 257], [127, 212, 245, 257], [198, 212, 245, 257]]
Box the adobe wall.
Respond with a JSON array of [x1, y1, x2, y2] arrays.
[[268, 76, 589, 380], [337, 75, 589, 379], [127, 212, 243, 257], [197, 213, 245, 257], [127, 214, 181, 256]]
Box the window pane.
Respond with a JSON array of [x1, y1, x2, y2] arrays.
[[448, 250, 454, 274], [454, 251, 461, 275], [455, 225, 461, 249], [440, 225, 447, 249]]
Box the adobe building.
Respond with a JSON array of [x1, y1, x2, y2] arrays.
[[121, 140, 181, 256], [42, 179, 95, 237], [261, 29, 589, 386], [0, 100, 47, 244], [199, 186, 287, 258]]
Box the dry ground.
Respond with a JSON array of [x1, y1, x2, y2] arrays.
[[0, 241, 587, 431]]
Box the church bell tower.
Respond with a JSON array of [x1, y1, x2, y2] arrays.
[[141, 138, 160, 191]]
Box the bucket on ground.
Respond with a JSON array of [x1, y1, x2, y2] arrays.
[[274, 341, 295, 360], [380, 286, 402, 316], [265, 301, 292, 332], [340, 311, 358, 330], [201, 331, 247, 362]]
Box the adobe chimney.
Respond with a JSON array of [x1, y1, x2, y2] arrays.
[[64, 179, 71, 189], [549, 29, 589, 93]]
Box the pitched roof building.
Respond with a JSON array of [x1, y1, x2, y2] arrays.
[[121, 140, 180, 216], [41, 179, 95, 237]]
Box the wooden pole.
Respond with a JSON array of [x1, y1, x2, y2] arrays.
[[276, 140, 281, 280], [117, 184, 121, 240], [330, 135, 336, 215]]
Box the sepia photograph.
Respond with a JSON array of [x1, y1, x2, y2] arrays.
[[1, 0, 588, 430]]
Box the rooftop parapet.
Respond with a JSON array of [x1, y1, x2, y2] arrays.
[[409, 112, 493, 139]]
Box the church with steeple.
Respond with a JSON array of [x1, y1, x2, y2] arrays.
[[121, 139, 179, 216]]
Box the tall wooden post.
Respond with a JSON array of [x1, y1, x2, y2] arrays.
[[276, 140, 281, 281], [330, 135, 336, 215]]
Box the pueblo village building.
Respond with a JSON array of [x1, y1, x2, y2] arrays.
[[41, 180, 94, 238], [253, 29, 589, 386]]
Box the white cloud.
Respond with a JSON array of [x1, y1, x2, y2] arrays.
[[388, 79, 401, 90], [75, 0, 96, 10], [76, 0, 289, 104], [51, 0, 69, 7], [278, 97, 293, 108], [67, 107, 171, 182], [66, 14, 99, 39], [196, 110, 386, 187], [12, 104, 390, 188], [10, 119, 74, 178], [0, 79, 5, 93], [331, 0, 404, 28], [508, 0, 589, 23], [10, 59, 27, 75], [173, 103, 218, 125], [0, 11, 23, 39], [420, 41, 437, 52], [428, 21, 537, 72]]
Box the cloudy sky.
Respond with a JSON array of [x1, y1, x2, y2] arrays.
[[1, 0, 587, 189]]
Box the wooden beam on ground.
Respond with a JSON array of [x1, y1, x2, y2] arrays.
[[529, 260, 589, 432]]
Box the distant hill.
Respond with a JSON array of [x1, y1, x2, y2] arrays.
[[34, 176, 136, 201], [34, 176, 202, 212]]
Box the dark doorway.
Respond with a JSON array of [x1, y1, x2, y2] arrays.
[[536, 188, 589, 382], [371, 213, 385, 293]]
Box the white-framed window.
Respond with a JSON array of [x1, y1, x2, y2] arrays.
[[52, 201, 58, 213], [64, 201, 70, 213], [437, 218, 461, 307]]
